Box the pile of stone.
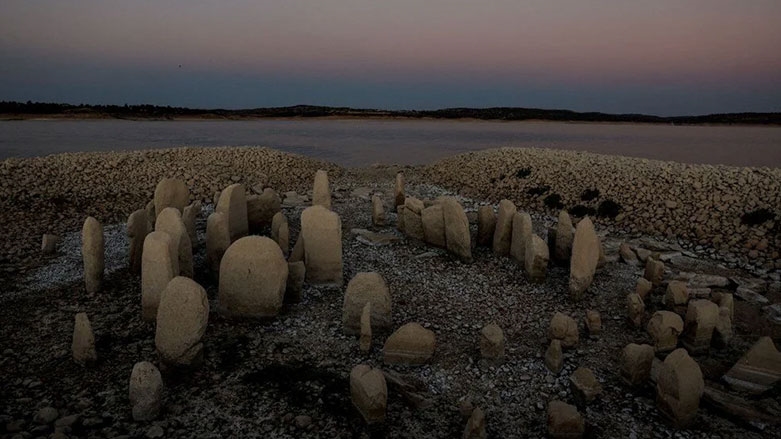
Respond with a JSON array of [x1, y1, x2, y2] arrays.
[[398, 191, 472, 262]]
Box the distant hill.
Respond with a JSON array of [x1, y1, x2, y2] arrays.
[[1, 101, 780, 125]]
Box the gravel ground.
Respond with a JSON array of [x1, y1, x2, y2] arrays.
[[0, 149, 779, 438]]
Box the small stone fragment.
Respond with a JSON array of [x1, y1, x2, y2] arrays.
[[72, 312, 97, 366], [635, 277, 653, 300], [312, 169, 331, 209], [547, 400, 584, 439], [34, 407, 59, 425], [350, 364, 387, 424], [723, 336, 781, 394], [620, 343, 655, 386], [619, 243, 638, 265], [342, 272, 392, 335], [396, 205, 405, 232], [524, 234, 549, 283], [647, 311, 684, 353], [129, 361, 163, 422], [476, 205, 496, 247], [627, 293, 645, 327], [463, 407, 486, 439], [82, 216, 104, 294], [644, 258, 665, 286], [383, 322, 436, 365], [371, 195, 386, 226], [545, 339, 563, 374], [585, 310, 602, 336], [570, 367, 602, 404], [549, 312, 579, 348], [656, 348, 704, 427], [492, 200, 516, 256], [713, 306, 733, 347], [41, 233, 60, 255], [479, 323, 505, 362]]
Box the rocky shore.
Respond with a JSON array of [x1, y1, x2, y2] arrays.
[[1, 147, 780, 438], [425, 147, 781, 276]]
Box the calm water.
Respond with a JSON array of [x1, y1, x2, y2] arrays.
[[0, 119, 779, 167]]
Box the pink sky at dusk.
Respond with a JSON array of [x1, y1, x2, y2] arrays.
[[1, 0, 780, 114]]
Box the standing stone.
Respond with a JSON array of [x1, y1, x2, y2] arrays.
[[479, 323, 505, 362], [216, 183, 248, 242], [476, 206, 496, 247], [636, 277, 653, 301], [402, 197, 425, 240], [155, 207, 194, 278], [723, 336, 781, 394], [492, 200, 516, 256], [545, 339, 563, 374], [568, 217, 600, 301], [570, 367, 602, 404], [371, 195, 386, 227], [647, 311, 684, 353], [627, 293, 645, 327], [463, 407, 486, 439], [620, 343, 655, 386], [394, 173, 405, 207], [182, 201, 200, 244], [301, 205, 343, 285], [554, 210, 574, 264], [713, 292, 734, 320], [421, 204, 446, 248], [129, 361, 163, 422], [547, 400, 584, 439], [41, 233, 60, 254], [312, 170, 331, 209], [271, 212, 289, 257], [664, 281, 689, 314], [72, 312, 96, 366], [247, 188, 281, 232], [441, 197, 472, 262], [656, 348, 704, 427], [619, 243, 639, 265], [549, 312, 579, 348], [206, 212, 231, 274], [142, 231, 178, 322], [82, 216, 104, 294], [127, 209, 150, 275], [155, 277, 209, 368], [289, 234, 304, 263], [350, 364, 387, 424], [682, 300, 719, 355], [383, 322, 436, 365], [145, 200, 156, 226], [585, 310, 602, 336], [644, 258, 665, 286], [524, 234, 549, 283], [219, 236, 288, 318], [510, 211, 532, 264], [360, 302, 372, 352], [342, 272, 392, 335], [713, 306, 733, 347], [154, 178, 189, 217], [285, 261, 306, 303], [396, 205, 405, 232]]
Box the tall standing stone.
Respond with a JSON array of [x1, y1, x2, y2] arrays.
[[182, 201, 200, 244], [441, 197, 472, 262], [127, 209, 150, 275], [620, 343, 655, 386], [72, 312, 97, 366], [155, 277, 209, 368], [510, 211, 532, 264], [271, 212, 289, 257], [554, 210, 574, 264], [301, 205, 343, 286], [421, 204, 446, 248], [656, 348, 704, 427], [371, 195, 386, 227], [206, 212, 231, 274], [312, 169, 332, 209], [476, 206, 496, 247], [342, 272, 392, 335], [141, 231, 178, 322], [394, 173, 405, 207], [350, 364, 387, 424], [155, 207, 194, 278], [492, 200, 516, 256], [524, 234, 549, 283], [568, 217, 600, 301], [219, 236, 288, 318], [153, 178, 189, 217], [129, 361, 163, 422], [402, 197, 425, 240], [216, 183, 248, 242], [545, 339, 564, 374], [247, 188, 281, 232], [82, 216, 104, 294]]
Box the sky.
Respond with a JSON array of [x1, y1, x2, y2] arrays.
[[1, 0, 780, 116]]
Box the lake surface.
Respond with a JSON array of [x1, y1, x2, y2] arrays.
[[1, 119, 779, 167]]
